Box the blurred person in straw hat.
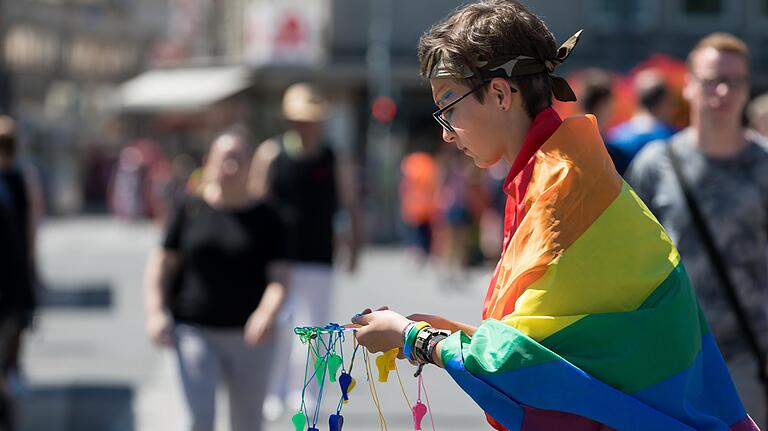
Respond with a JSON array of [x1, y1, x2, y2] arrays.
[[250, 83, 362, 420]]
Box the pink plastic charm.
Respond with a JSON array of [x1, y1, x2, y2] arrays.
[[412, 400, 428, 430]]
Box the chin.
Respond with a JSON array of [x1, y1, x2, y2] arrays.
[[473, 159, 493, 169]]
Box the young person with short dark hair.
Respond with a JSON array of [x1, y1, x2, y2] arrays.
[[352, 2, 757, 430]]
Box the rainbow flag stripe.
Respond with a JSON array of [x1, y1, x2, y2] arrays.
[[441, 116, 757, 431]]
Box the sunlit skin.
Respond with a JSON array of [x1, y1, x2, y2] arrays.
[[684, 47, 750, 158], [203, 133, 251, 199], [352, 77, 538, 367], [431, 77, 531, 168]]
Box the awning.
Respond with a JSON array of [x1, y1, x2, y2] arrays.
[[117, 66, 251, 112]]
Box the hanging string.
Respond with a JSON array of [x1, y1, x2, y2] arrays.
[[336, 336, 361, 413], [363, 346, 388, 430], [312, 331, 333, 427], [299, 340, 312, 419], [420, 374, 437, 431], [393, 362, 412, 410]]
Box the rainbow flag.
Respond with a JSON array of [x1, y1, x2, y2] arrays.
[[440, 116, 758, 431]]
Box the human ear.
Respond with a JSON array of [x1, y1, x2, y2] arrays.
[[489, 78, 513, 111], [682, 73, 695, 103]]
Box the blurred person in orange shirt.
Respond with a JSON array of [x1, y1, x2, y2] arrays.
[[399, 151, 438, 262]]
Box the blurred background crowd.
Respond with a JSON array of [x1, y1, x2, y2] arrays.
[[2, 0, 768, 430]]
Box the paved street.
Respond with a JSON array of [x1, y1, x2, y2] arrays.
[[18, 216, 493, 430]]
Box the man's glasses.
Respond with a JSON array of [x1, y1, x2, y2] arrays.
[[433, 81, 517, 133], [693, 75, 749, 92]]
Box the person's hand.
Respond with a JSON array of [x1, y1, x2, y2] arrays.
[[146, 310, 172, 347], [244, 310, 274, 346], [351, 307, 412, 353]]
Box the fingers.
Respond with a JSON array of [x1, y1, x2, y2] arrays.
[[351, 313, 369, 325], [350, 307, 373, 324]]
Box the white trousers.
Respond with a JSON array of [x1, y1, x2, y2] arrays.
[[267, 263, 334, 407], [173, 323, 276, 431]]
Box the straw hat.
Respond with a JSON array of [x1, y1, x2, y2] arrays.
[[282, 83, 330, 122]]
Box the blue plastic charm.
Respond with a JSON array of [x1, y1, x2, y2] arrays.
[[330, 413, 344, 431], [339, 372, 352, 400]]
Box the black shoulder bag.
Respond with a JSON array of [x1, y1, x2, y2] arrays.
[[666, 143, 768, 390]]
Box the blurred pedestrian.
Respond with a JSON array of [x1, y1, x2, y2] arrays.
[[747, 93, 768, 139], [144, 126, 288, 431], [627, 33, 768, 426], [399, 151, 438, 262], [608, 69, 677, 172], [434, 150, 476, 284], [577, 69, 631, 173], [0, 116, 40, 431], [350, 2, 755, 430], [251, 83, 362, 420]]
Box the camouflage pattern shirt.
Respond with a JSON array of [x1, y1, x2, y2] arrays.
[[627, 128, 768, 358]]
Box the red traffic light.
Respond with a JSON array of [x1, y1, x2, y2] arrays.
[[371, 96, 397, 124]]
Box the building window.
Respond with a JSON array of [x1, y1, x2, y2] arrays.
[[684, 0, 721, 15]]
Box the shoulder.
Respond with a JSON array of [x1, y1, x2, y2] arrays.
[[625, 138, 671, 187]]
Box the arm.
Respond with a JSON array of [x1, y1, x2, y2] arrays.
[[244, 261, 289, 345], [23, 166, 44, 270], [143, 248, 180, 346], [248, 139, 280, 199], [335, 153, 363, 272], [407, 313, 477, 336]]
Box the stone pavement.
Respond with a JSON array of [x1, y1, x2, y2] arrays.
[[18, 216, 493, 430]]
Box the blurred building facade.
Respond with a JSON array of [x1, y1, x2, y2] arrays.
[[3, 0, 768, 229], [0, 0, 169, 213]]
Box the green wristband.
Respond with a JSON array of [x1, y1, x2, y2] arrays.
[[404, 321, 430, 361]]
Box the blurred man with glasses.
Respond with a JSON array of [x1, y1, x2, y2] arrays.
[[628, 33, 768, 425]]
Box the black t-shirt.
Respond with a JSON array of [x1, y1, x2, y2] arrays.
[[162, 197, 285, 327], [268, 141, 338, 264]]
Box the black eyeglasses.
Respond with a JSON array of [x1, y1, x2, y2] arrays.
[[432, 81, 517, 133]]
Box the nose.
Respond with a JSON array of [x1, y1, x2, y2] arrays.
[[715, 82, 730, 97], [442, 127, 456, 144]]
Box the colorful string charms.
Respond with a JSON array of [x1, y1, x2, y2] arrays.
[[329, 413, 344, 431], [327, 353, 343, 382], [291, 411, 307, 431], [412, 401, 428, 430], [375, 348, 399, 382], [339, 372, 353, 401]]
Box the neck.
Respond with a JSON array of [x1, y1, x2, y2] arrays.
[[202, 182, 249, 208], [503, 114, 533, 164], [691, 116, 745, 158]]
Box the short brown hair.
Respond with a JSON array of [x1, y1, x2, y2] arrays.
[[687, 32, 749, 69], [0, 116, 16, 158], [418, 0, 557, 118]]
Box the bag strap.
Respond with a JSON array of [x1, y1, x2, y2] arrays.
[[666, 142, 767, 384]]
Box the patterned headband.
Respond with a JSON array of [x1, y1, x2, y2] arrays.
[[428, 30, 584, 102]]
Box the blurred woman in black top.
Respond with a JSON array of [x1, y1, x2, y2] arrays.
[[144, 126, 288, 431]]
